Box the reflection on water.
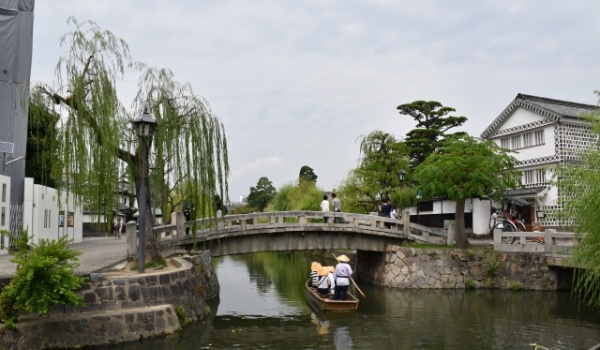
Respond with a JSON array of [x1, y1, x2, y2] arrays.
[[98, 253, 600, 350]]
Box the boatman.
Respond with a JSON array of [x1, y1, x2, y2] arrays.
[[333, 254, 353, 300]]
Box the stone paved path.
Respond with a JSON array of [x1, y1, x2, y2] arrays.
[[0, 237, 128, 280]]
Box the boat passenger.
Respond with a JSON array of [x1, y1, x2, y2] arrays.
[[310, 261, 321, 287], [316, 266, 331, 297], [333, 254, 353, 300], [325, 266, 336, 294]]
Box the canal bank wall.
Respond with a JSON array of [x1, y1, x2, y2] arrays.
[[356, 245, 573, 290], [0, 251, 219, 349]]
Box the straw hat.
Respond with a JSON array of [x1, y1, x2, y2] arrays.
[[311, 261, 322, 271], [325, 266, 335, 273], [336, 254, 350, 262], [318, 266, 330, 276]]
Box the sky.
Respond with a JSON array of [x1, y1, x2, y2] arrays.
[[31, 1, 600, 203]]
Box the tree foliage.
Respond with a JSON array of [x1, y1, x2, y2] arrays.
[[0, 228, 86, 326], [247, 177, 277, 212], [338, 131, 410, 213], [554, 101, 600, 307], [35, 18, 229, 262], [299, 165, 318, 183], [25, 90, 61, 188], [269, 180, 322, 212], [397, 100, 467, 168], [413, 135, 519, 248]]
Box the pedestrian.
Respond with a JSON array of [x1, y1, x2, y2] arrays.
[[379, 198, 392, 228], [113, 218, 122, 239], [489, 208, 498, 236], [321, 194, 330, 223], [331, 193, 344, 223], [390, 204, 397, 229], [333, 254, 353, 300]]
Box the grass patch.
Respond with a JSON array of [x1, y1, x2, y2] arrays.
[[130, 259, 168, 270], [465, 278, 476, 289]]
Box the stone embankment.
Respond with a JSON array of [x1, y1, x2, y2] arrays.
[[357, 245, 572, 290], [0, 251, 219, 349]]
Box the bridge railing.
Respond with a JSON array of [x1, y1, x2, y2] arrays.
[[493, 228, 577, 257]]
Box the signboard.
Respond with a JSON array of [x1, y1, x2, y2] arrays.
[[0, 142, 14, 154]]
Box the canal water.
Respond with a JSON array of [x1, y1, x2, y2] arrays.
[[106, 252, 600, 350]]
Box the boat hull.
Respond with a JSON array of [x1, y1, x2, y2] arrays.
[[305, 280, 359, 311]]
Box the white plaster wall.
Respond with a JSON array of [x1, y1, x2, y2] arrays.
[[472, 199, 492, 236], [0, 175, 11, 255], [58, 191, 83, 243], [22, 177, 33, 239], [31, 185, 58, 243], [498, 108, 547, 130], [26, 180, 83, 245]]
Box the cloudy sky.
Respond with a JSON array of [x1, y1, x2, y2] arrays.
[[31, 1, 600, 202]]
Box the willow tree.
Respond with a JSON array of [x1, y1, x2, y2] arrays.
[[36, 18, 229, 262], [554, 101, 600, 306], [338, 131, 410, 213]]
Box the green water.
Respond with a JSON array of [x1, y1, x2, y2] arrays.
[[103, 252, 600, 350]]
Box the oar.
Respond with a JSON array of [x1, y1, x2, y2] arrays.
[[331, 253, 366, 298]]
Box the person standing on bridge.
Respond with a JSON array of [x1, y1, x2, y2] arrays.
[[332, 193, 344, 223], [333, 254, 353, 300], [321, 194, 330, 223], [379, 198, 392, 228]]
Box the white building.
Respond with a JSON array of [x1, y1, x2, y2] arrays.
[[0, 174, 11, 254], [481, 93, 598, 229], [22, 178, 83, 245]]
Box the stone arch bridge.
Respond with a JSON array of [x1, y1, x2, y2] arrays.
[[142, 211, 445, 257]]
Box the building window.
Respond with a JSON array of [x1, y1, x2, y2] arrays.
[[523, 133, 533, 148], [523, 169, 546, 185], [511, 135, 521, 149], [534, 130, 545, 145], [1, 184, 5, 202], [1, 207, 5, 226], [535, 169, 546, 183], [523, 170, 534, 184], [501, 138, 510, 149]]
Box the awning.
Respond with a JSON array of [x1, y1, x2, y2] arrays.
[[505, 196, 529, 206], [132, 208, 162, 217]]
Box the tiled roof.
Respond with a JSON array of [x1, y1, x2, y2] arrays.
[[516, 93, 597, 119], [481, 93, 599, 138]]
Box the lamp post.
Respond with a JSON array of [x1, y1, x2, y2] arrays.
[[101, 199, 107, 236], [398, 169, 406, 183], [416, 189, 422, 225], [132, 109, 157, 273]]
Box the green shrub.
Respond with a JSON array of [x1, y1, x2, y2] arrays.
[[0, 228, 86, 324], [465, 278, 476, 289], [509, 281, 523, 291], [486, 255, 502, 278], [175, 305, 190, 326]]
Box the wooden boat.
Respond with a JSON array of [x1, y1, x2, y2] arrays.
[[305, 279, 359, 311]]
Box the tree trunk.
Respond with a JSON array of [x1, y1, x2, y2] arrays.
[[134, 168, 162, 263], [454, 198, 471, 249], [144, 195, 162, 261]]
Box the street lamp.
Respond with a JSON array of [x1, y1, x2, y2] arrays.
[[132, 109, 157, 273], [398, 169, 406, 182]]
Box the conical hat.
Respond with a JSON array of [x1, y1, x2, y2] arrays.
[[311, 261, 322, 271], [337, 254, 350, 262], [325, 266, 335, 273], [318, 266, 330, 276]]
